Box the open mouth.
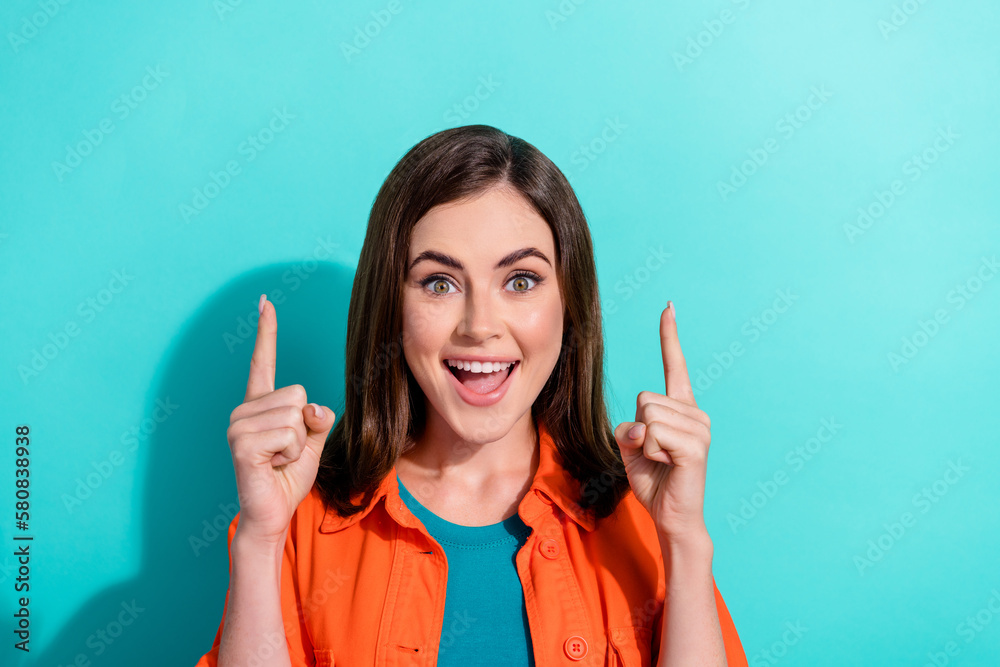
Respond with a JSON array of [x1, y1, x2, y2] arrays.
[[444, 360, 519, 396]]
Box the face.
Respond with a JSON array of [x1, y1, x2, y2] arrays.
[[401, 186, 564, 446]]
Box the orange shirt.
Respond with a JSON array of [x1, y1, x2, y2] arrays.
[[194, 421, 747, 666]]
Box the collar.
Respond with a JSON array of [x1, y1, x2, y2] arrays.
[[319, 420, 597, 534]]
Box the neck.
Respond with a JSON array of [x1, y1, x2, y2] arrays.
[[400, 410, 539, 487]]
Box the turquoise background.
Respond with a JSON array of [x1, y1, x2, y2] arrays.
[[2, 1, 998, 665]]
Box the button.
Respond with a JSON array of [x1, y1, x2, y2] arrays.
[[563, 635, 588, 660], [538, 538, 560, 559]]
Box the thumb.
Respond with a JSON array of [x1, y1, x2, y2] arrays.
[[614, 421, 646, 458], [615, 422, 646, 449], [302, 403, 336, 452]]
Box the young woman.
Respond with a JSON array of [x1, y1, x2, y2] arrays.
[[195, 125, 747, 666]]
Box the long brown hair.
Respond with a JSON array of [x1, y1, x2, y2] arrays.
[[315, 124, 629, 520]]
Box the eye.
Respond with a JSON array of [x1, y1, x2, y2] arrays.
[[422, 276, 457, 296], [419, 271, 544, 297], [506, 271, 542, 293]]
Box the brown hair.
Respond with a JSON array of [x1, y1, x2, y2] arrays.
[[315, 124, 629, 520]]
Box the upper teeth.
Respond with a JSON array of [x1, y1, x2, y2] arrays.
[[446, 359, 515, 373]]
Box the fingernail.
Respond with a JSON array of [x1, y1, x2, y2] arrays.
[[668, 300, 675, 320], [259, 293, 266, 316], [628, 423, 644, 439], [310, 403, 324, 419]]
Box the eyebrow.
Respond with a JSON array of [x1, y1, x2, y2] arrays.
[[408, 247, 552, 273]]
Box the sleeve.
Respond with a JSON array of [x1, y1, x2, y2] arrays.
[[713, 577, 748, 667], [192, 510, 315, 666], [648, 574, 748, 667]]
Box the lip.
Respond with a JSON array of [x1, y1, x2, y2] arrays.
[[443, 359, 519, 407]]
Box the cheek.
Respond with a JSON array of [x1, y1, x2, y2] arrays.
[[402, 302, 451, 360], [517, 306, 564, 372]]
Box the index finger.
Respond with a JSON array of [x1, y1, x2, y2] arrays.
[[245, 294, 277, 402], [660, 301, 696, 406]]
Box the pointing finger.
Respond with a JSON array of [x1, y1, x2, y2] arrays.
[[661, 301, 696, 407], [245, 294, 277, 403]]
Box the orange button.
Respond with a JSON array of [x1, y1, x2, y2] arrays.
[[538, 538, 560, 559], [564, 635, 588, 660]]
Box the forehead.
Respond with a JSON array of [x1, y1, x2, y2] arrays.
[[409, 188, 554, 257]]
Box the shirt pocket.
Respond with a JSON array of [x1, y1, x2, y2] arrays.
[[607, 626, 653, 667], [313, 648, 335, 666]]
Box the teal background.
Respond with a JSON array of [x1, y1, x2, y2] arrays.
[[2, 1, 998, 665]]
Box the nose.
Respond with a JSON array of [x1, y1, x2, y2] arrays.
[[455, 284, 503, 341]]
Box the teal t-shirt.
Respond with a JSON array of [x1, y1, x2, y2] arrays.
[[396, 473, 535, 665]]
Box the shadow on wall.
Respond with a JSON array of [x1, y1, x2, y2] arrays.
[[32, 262, 353, 667]]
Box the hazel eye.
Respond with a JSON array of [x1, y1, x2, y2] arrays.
[[506, 271, 542, 293], [426, 278, 456, 295], [419, 271, 543, 297], [508, 275, 534, 292]]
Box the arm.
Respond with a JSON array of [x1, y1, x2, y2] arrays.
[[217, 526, 293, 667], [656, 530, 727, 667], [193, 514, 314, 667]]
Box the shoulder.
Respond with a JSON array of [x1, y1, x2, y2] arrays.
[[290, 484, 334, 538], [592, 490, 664, 562]]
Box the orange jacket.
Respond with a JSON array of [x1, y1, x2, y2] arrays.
[[194, 421, 747, 666]]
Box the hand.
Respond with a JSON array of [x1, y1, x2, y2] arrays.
[[614, 302, 713, 541], [226, 295, 336, 545]]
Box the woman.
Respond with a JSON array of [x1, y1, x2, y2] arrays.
[[195, 125, 747, 666]]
